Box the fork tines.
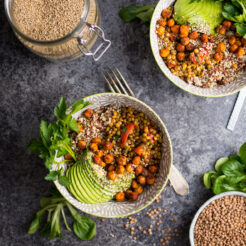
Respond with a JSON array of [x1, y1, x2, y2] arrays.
[[102, 66, 136, 97]]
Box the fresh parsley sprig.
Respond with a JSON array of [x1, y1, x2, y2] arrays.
[[28, 97, 91, 187], [28, 188, 96, 240]]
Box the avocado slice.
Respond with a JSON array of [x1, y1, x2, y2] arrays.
[[174, 0, 223, 34]]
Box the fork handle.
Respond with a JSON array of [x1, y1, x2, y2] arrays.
[[169, 165, 189, 196]]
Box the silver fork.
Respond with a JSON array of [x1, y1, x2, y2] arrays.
[[102, 67, 189, 196]]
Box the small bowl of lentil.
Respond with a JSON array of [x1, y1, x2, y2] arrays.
[[150, 0, 246, 97], [54, 93, 173, 218], [189, 191, 246, 246]]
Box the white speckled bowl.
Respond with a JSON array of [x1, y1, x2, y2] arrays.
[[150, 0, 246, 97], [53, 93, 173, 218], [189, 191, 246, 245]]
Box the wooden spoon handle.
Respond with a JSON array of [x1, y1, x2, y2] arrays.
[[169, 165, 189, 196]]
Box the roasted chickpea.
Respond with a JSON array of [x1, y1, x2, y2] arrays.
[[180, 25, 189, 34], [90, 143, 98, 152], [108, 171, 117, 181], [230, 44, 238, 53], [126, 191, 138, 201], [235, 32, 241, 38], [214, 52, 223, 62], [236, 47, 244, 57], [169, 33, 177, 41], [186, 42, 195, 52], [177, 52, 185, 61], [137, 175, 146, 186], [107, 164, 115, 172], [104, 154, 114, 164], [209, 34, 216, 43], [132, 180, 139, 189], [222, 20, 232, 29], [134, 186, 143, 194], [162, 8, 172, 18], [156, 26, 165, 36], [115, 192, 125, 202], [142, 168, 149, 177], [77, 120, 83, 132], [157, 18, 167, 27], [167, 18, 175, 27], [200, 34, 208, 43], [179, 30, 189, 38], [97, 150, 104, 158], [181, 37, 189, 46], [64, 153, 72, 160], [91, 137, 101, 144], [93, 155, 102, 165], [241, 38, 246, 47], [116, 165, 125, 174], [171, 25, 180, 33], [132, 156, 141, 165], [117, 155, 127, 165], [104, 141, 113, 150], [176, 43, 185, 52], [235, 40, 242, 46], [228, 36, 236, 45], [189, 32, 199, 40], [147, 175, 156, 185], [84, 108, 94, 119], [149, 165, 159, 173], [126, 163, 134, 173], [135, 165, 143, 175], [217, 42, 226, 52], [78, 140, 87, 150], [216, 25, 226, 35], [160, 48, 170, 58], [125, 189, 133, 199], [99, 162, 106, 167]]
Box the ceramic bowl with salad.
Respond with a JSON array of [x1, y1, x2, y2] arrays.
[[29, 93, 172, 218], [150, 0, 246, 97]]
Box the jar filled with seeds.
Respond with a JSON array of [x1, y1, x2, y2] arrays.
[[5, 0, 111, 61]]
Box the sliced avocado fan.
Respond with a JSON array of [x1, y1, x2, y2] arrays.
[[173, 0, 223, 34], [66, 151, 134, 204]]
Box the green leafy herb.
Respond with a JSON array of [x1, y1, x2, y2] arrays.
[[203, 142, 246, 194], [119, 5, 155, 26], [121, 128, 127, 133], [28, 189, 96, 241], [113, 135, 121, 141], [222, 0, 246, 38], [28, 97, 91, 186]]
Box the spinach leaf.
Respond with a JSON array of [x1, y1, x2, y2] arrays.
[[221, 160, 245, 177], [239, 142, 246, 164], [119, 5, 155, 25], [58, 175, 71, 187]]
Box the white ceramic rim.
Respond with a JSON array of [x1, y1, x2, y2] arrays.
[[149, 0, 246, 98], [189, 191, 246, 245]]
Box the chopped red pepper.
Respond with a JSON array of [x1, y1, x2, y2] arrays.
[[120, 123, 135, 146], [134, 145, 146, 156]]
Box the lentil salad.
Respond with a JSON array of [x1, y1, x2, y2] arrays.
[[156, 6, 246, 88], [66, 105, 163, 202]]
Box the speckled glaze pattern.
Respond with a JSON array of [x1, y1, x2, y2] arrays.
[[150, 0, 246, 97], [54, 93, 172, 217]]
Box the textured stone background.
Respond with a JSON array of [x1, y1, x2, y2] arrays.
[[0, 0, 246, 245]]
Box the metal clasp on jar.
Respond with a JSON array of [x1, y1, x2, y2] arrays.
[[77, 23, 111, 61]]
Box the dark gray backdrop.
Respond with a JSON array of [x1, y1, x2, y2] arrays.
[[1, 0, 245, 245]]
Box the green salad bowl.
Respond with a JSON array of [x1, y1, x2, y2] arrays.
[[53, 93, 173, 218], [150, 0, 246, 97]]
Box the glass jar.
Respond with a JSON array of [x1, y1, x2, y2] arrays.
[[4, 0, 111, 62]]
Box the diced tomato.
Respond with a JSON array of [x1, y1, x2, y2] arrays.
[[147, 126, 156, 144], [168, 62, 176, 68], [134, 145, 146, 156], [189, 52, 199, 64], [120, 123, 135, 146]]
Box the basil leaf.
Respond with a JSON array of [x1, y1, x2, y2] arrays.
[[235, 23, 246, 38], [119, 5, 155, 23], [54, 97, 67, 121], [28, 139, 45, 153], [58, 176, 71, 187], [73, 216, 96, 240], [45, 171, 58, 181], [45, 158, 53, 170], [69, 100, 91, 115], [239, 142, 246, 164], [221, 160, 245, 177], [40, 120, 51, 148]]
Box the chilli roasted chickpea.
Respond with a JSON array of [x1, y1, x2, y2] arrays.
[[171, 25, 180, 33], [84, 108, 94, 119], [177, 52, 185, 61], [162, 8, 172, 18], [108, 171, 117, 181], [116, 165, 125, 174], [157, 18, 167, 27], [236, 47, 244, 57], [118, 155, 127, 165], [189, 32, 199, 40], [90, 143, 98, 152], [201, 34, 208, 43], [156, 26, 165, 36], [167, 18, 175, 27], [104, 154, 114, 164], [230, 44, 238, 53], [181, 37, 189, 46], [217, 42, 226, 52], [160, 48, 170, 58], [137, 175, 146, 186], [176, 43, 185, 52], [78, 140, 87, 150], [214, 52, 223, 62], [115, 192, 125, 202], [216, 25, 226, 35]]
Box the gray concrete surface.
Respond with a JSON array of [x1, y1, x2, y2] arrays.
[[1, 0, 245, 245]]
